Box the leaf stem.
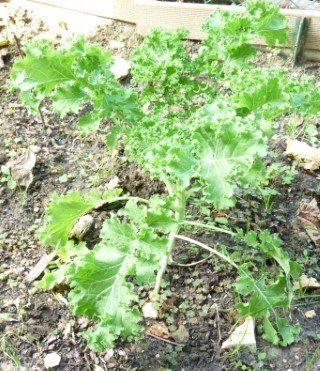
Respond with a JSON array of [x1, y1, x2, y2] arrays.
[[181, 220, 236, 236], [172, 253, 213, 267], [173, 234, 239, 269], [150, 191, 186, 301], [104, 196, 150, 205]]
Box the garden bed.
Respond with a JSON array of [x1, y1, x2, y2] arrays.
[[1, 1, 320, 370], [27, 0, 320, 55]]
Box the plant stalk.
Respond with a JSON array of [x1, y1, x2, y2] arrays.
[[150, 191, 186, 301], [181, 220, 236, 236], [174, 234, 239, 270]]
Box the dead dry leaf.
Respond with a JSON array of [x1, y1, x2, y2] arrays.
[[6, 147, 38, 188], [145, 322, 170, 339], [285, 139, 320, 170], [221, 316, 256, 350], [27, 252, 56, 282], [297, 199, 320, 247], [294, 274, 320, 290]]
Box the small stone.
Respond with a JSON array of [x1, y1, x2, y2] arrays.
[[110, 56, 130, 79], [30, 144, 41, 153], [305, 310, 316, 319], [109, 40, 125, 49], [94, 366, 104, 371], [104, 349, 114, 362], [44, 353, 61, 369], [171, 325, 189, 344], [142, 302, 158, 319]]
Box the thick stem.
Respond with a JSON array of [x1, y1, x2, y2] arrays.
[[181, 220, 236, 236], [150, 191, 186, 301]]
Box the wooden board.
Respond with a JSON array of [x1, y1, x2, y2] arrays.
[[28, 0, 136, 23], [135, 1, 320, 50], [26, 0, 320, 51]]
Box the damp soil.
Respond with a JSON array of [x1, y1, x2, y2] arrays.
[[0, 3, 320, 371]]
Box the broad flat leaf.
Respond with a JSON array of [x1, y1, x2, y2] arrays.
[[195, 125, 265, 209], [262, 316, 280, 345], [247, 0, 288, 45], [39, 189, 122, 249], [67, 214, 168, 349], [275, 317, 300, 346], [51, 84, 87, 115], [167, 149, 196, 188], [77, 113, 101, 135], [236, 77, 282, 112], [11, 42, 74, 93], [256, 231, 291, 277], [235, 275, 288, 317], [67, 243, 137, 319]]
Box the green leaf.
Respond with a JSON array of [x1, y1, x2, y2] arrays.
[[262, 316, 280, 345], [77, 113, 101, 135], [275, 317, 300, 346], [39, 189, 122, 249], [67, 211, 169, 349], [195, 123, 266, 209], [51, 84, 87, 116], [235, 274, 288, 317], [167, 149, 196, 188]]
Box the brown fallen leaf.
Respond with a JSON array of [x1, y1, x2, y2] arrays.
[[285, 139, 320, 170], [27, 252, 56, 283], [145, 322, 169, 339], [297, 199, 320, 247], [293, 274, 320, 290], [6, 146, 39, 188]]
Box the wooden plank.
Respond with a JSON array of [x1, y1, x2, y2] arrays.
[[25, 0, 320, 52], [135, 0, 320, 51], [27, 0, 136, 23]]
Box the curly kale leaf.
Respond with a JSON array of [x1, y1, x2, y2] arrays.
[[11, 38, 139, 133], [66, 198, 172, 350], [39, 189, 122, 249]]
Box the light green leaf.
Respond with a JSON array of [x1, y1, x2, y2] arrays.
[[39, 189, 122, 249]]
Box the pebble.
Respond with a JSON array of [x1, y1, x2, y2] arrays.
[[305, 310, 316, 319], [44, 353, 61, 369], [104, 349, 114, 362]]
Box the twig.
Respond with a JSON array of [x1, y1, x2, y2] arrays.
[[146, 332, 183, 346], [38, 106, 46, 128], [181, 220, 236, 236], [213, 304, 222, 345], [13, 34, 24, 57], [174, 234, 239, 270]]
